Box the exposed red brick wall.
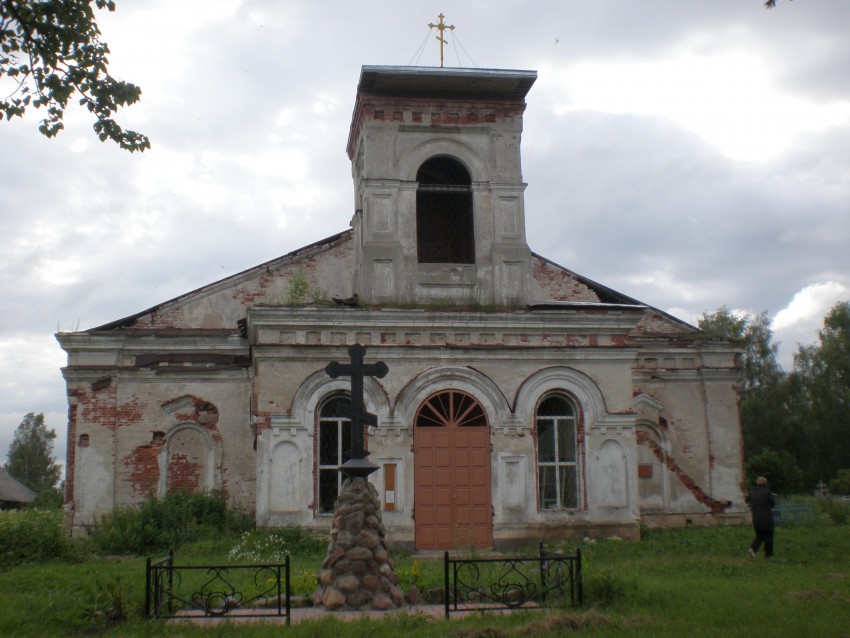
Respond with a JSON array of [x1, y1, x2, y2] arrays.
[[122, 440, 165, 497], [166, 454, 202, 493], [531, 258, 601, 303], [117, 397, 144, 428], [232, 269, 278, 306], [348, 96, 528, 159], [115, 395, 226, 498], [633, 311, 693, 336], [77, 383, 144, 432], [64, 391, 80, 504], [79, 384, 113, 429], [163, 395, 222, 444]]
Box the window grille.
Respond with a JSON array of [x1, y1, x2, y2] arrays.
[[317, 396, 352, 514], [416, 157, 474, 264], [536, 395, 579, 509]]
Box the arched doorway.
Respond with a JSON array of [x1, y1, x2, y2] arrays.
[[413, 389, 492, 549]]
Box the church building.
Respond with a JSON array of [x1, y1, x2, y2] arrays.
[[57, 65, 747, 548]]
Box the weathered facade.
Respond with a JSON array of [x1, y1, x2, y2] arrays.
[[57, 66, 747, 547]]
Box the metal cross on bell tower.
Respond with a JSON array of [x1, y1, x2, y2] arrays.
[[325, 344, 388, 477], [428, 13, 455, 68]]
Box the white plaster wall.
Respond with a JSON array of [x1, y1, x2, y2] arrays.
[[251, 338, 646, 545], [72, 443, 113, 532], [352, 112, 532, 306]]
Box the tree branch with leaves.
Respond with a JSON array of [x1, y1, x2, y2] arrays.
[[5, 412, 62, 496], [0, 0, 148, 151]]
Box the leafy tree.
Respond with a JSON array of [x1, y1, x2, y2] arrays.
[[697, 306, 747, 342], [698, 307, 783, 397], [745, 448, 803, 496], [794, 301, 850, 485], [764, 0, 793, 8], [4, 412, 62, 496], [0, 0, 148, 151], [830, 469, 850, 496]]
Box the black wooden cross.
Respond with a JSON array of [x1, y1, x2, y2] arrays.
[[325, 344, 388, 477]]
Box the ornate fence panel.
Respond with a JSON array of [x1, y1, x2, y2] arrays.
[[443, 544, 582, 618], [145, 550, 291, 623]]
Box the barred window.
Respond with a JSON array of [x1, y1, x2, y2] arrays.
[[536, 395, 580, 509], [317, 396, 351, 514], [416, 157, 474, 264]]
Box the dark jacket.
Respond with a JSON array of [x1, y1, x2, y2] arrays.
[[749, 485, 776, 531]]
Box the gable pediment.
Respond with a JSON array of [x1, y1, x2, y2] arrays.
[[86, 230, 355, 333]]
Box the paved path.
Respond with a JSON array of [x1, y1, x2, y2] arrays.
[[174, 603, 520, 625]]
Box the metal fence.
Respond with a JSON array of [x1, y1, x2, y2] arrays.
[[773, 501, 814, 526], [443, 544, 582, 619], [145, 550, 290, 623]]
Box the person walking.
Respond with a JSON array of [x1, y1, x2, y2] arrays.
[[748, 476, 775, 558]]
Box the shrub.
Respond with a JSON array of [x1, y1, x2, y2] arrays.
[[291, 568, 320, 596], [582, 568, 635, 607], [816, 496, 850, 525], [0, 509, 73, 566], [88, 490, 252, 555], [31, 487, 64, 509]]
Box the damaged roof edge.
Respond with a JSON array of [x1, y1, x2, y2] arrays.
[[85, 229, 352, 333], [529, 301, 648, 310], [531, 252, 698, 332]]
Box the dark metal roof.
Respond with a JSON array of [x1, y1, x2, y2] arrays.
[[529, 301, 647, 311], [529, 252, 697, 331], [357, 65, 537, 101], [0, 468, 36, 504], [531, 252, 645, 306]]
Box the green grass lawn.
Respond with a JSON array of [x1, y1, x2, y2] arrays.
[[1, 523, 849, 637]]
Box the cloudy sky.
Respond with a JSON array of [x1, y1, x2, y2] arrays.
[[1, 0, 848, 469]]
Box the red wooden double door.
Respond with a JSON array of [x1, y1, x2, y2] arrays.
[[413, 389, 492, 549]]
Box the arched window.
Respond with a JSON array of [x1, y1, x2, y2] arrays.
[[416, 157, 474, 264], [536, 395, 580, 509], [317, 395, 351, 514], [415, 389, 487, 428]]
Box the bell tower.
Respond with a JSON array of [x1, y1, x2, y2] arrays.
[[346, 65, 537, 306]]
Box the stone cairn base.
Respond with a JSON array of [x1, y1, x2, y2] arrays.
[[311, 477, 405, 610]]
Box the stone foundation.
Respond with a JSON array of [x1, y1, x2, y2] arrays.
[[311, 477, 405, 610]]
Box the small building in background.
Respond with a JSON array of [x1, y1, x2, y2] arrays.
[[0, 467, 36, 510]]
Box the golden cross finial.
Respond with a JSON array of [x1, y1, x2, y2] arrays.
[[428, 13, 455, 67]]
